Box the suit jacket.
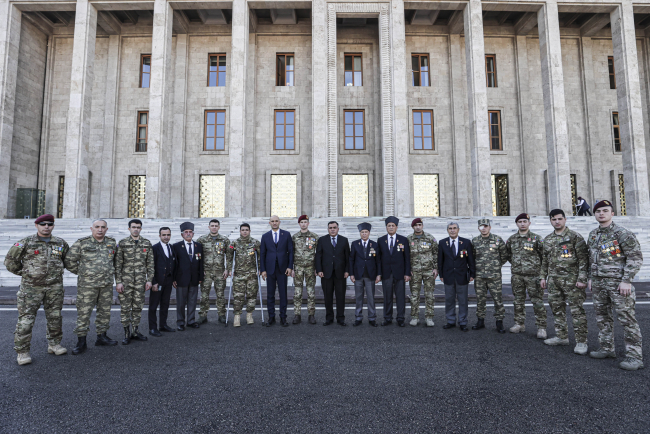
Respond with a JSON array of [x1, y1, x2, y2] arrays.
[[260, 229, 294, 274], [172, 240, 204, 287], [349, 239, 381, 280], [377, 234, 411, 279], [152, 242, 176, 286], [315, 235, 350, 279], [437, 236, 475, 285]]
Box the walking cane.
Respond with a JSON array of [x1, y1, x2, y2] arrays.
[[254, 251, 266, 326], [225, 250, 235, 327]]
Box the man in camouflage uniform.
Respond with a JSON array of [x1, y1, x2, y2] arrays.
[[472, 218, 508, 333], [225, 223, 261, 327], [587, 200, 644, 370], [407, 218, 438, 327], [291, 215, 319, 325], [506, 213, 547, 338], [540, 209, 589, 355], [196, 219, 230, 324], [115, 219, 154, 345], [4, 214, 69, 365], [65, 219, 119, 354]]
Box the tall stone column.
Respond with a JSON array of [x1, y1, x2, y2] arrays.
[[0, 0, 21, 218], [610, 1, 650, 215], [579, 37, 600, 205], [228, 0, 249, 218], [311, 0, 328, 218], [99, 34, 121, 217], [537, 1, 572, 212], [63, 0, 97, 218], [463, 0, 492, 216], [170, 33, 188, 216], [146, 0, 173, 218]]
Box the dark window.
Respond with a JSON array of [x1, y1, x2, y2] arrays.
[[344, 54, 362, 87], [208, 54, 226, 87], [344, 110, 364, 150], [274, 110, 295, 150], [486, 55, 497, 88], [488, 110, 502, 151], [612, 111, 621, 152], [57, 176, 64, 219], [140, 54, 151, 88], [276, 54, 294, 86], [412, 110, 433, 150], [608, 56, 616, 89], [136, 111, 148, 152], [204, 110, 226, 151], [412, 54, 430, 87]]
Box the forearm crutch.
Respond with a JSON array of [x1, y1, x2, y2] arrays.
[[255, 251, 266, 326], [225, 251, 235, 327]]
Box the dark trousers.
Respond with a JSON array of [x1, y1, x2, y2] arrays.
[[382, 275, 405, 322], [322, 276, 346, 322], [266, 265, 288, 319], [444, 281, 469, 325], [149, 277, 173, 329], [176, 285, 198, 325]]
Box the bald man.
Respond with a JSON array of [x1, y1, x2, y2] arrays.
[[260, 216, 294, 327]]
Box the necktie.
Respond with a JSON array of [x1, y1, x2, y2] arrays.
[[332, 237, 337, 247], [363, 242, 367, 255], [188, 242, 193, 262], [274, 232, 278, 245], [167, 244, 171, 258], [452, 239, 456, 256], [390, 237, 394, 254]]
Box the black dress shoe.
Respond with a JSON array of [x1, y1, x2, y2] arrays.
[[177, 325, 185, 331], [72, 337, 87, 355], [188, 323, 200, 329], [460, 325, 469, 332], [160, 324, 175, 332], [381, 320, 393, 326], [496, 320, 506, 334], [280, 318, 289, 327], [472, 318, 485, 330], [397, 321, 405, 327], [353, 320, 362, 326], [323, 320, 333, 326], [369, 320, 378, 327], [337, 321, 347, 326], [442, 323, 456, 329], [149, 329, 162, 337], [96, 332, 118, 346], [266, 317, 276, 327]]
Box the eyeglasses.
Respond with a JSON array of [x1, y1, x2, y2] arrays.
[[38, 222, 54, 227]]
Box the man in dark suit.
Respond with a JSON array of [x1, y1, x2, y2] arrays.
[[172, 222, 204, 331], [377, 216, 411, 327], [315, 221, 350, 326], [149, 227, 176, 336], [260, 215, 294, 327], [349, 222, 381, 327], [437, 221, 475, 331]]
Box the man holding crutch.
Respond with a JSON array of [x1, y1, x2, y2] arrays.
[[226, 223, 261, 327]]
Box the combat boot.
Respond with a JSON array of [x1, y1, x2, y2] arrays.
[[426, 318, 435, 327], [197, 315, 208, 325], [410, 318, 419, 326], [96, 332, 118, 346], [544, 336, 570, 346], [131, 326, 148, 341], [471, 318, 485, 330], [47, 344, 67, 355], [234, 314, 241, 327], [574, 342, 588, 355], [72, 336, 87, 355], [218, 315, 226, 324], [308, 315, 316, 325], [536, 329, 547, 339], [509, 324, 525, 334], [17, 352, 32, 365], [293, 315, 301, 324], [122, 326, 131, 345], [619, 357, 644, 371], [247, 312, 254, 325], [589, 349, 616, 359], [496, 320, 506, 334]]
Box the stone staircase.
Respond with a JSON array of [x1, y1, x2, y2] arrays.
[[2, 215, 650, 287]]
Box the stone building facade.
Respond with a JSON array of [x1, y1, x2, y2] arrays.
[[1, 0, 650, 219]]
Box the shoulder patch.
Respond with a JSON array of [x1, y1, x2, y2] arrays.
[[13, 242, 24, 248]]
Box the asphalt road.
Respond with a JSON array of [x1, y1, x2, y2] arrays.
[[1, 304, 649, 433]]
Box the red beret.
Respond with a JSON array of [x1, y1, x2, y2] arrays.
[[35, 214, 55, 224], [593, 200, 614, 212], [515, 213, 530, 222], [298, 215, 309, 223], [411, 218, 423, 227]]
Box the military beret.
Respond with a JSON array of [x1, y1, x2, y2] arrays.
[[35, 214, 54, 224], [385, 216, 399, 226], [357, 222, 372, 232], [593, 200, 614, 212], [180, 222, 194, 232], [411, 218, 423, 227], [477, 218, 491, 227], [298, 215, 309, 223], [240, 222, 250, 229], [515, 213, 530, 222]]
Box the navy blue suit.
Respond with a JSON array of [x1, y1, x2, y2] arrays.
[[349, 239, 381, 280], [260, 229, 294, 320], [437, 236, 474, 325], [377, 234, 411, 322]]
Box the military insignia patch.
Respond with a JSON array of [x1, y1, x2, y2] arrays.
[[13, 242, 23, 247]]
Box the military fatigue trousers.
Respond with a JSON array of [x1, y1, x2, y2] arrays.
[[410, 272, 435, 319], [233, 273, 258, 315], [511, 274, 547, 328], [475, 277, 505, 320], [14, 283, 64, 353], [118, 281, 146, 327], [74, 284, 113, 336], [199, 272, 227, 318], [547, 276, 587, 343], [293, 265, 316, 316], [592, 277, 643, 361]]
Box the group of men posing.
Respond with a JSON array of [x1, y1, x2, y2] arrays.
[[4, 199, 644, 371]]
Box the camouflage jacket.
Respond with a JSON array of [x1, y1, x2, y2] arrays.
[[506, 231, 544, 276], [64, 236, 117, 287], [587, 222, 642, 282], [4, 234, 69, 286], [292, 231, 319, 268], [196, 233, 229, 274], [472, 233, 508, 279], [407, 232, 438, 274], [540, 227, 588, 282], [226, 236, 261, 277], [115, 236, 155, 285]]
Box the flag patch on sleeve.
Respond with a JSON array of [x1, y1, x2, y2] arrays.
[[13, 242, 24, 248]]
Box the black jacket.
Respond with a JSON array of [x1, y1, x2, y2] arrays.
[[377, 234, 411, 279], [437, 237, 475, 285], [349, 239, 381, 280], [152, 242, 176, 286], [172, 240, 204, 287], [315, 235, 350, 279]]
